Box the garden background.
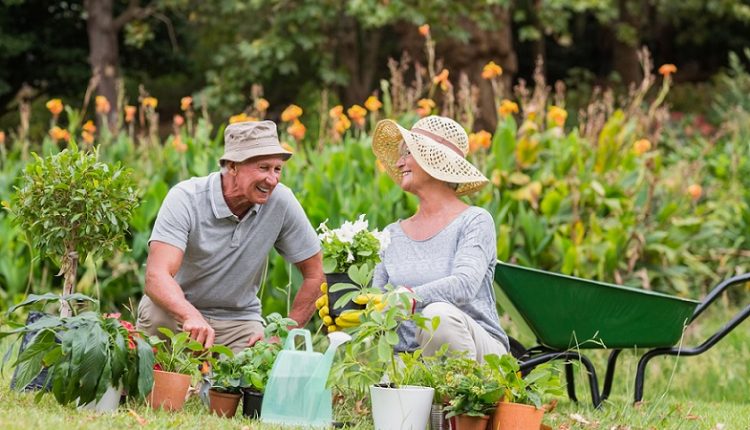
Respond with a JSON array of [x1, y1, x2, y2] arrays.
[[0, 0, 749, 428]]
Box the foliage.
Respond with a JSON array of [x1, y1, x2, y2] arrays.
[[318, 214, 390, 274], [149, 327, 206, 375], [485, 354, 563, 409], [443, 356, 504, 418], [0, 293, 154, 406]]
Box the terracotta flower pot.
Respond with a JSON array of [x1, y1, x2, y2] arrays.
[[450, 414, 490, 430], [148, 369, 192, 411], [492, 401, 544, 430], [208, 389, 241, 417]]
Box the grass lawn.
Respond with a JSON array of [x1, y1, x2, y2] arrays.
[[0, 304, 747, 429]]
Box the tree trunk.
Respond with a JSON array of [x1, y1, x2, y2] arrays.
[[84, 0, 120, 130], [59, 247, 78, 318], [337, 19, 383, 107], [612, 0, 642, 85]]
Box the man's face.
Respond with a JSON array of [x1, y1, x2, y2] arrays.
[[233, 154, 286, 205]]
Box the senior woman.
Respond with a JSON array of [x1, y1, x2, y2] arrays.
[[367, 115, 509, 362]]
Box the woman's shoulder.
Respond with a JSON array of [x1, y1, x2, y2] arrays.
[[462, 205, 493, 223]]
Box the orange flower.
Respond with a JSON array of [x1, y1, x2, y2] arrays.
[[633, 139, 651, 155], [46, 99, 64, 117], [81, 130, 95, 145], [481, 61, 503, 80], [180, 96, 193, 111], [142, 97, 158, 109], [255, 98, 270, 113], [287, 119, 306, 141], [687, 184, 702, 201], [329, 105, 344, 119], [95, 96, 111, 114], [498, 99, 519, 117], [229, 113, 258, 124], [82, 120, 97, 134], [49, 126, 70, 142], [364, 96, 382, 112], [171, 134, 187, 153], [433, 69, 450, 91], [547, 106, 567, 127], [173, 114, 185, 127], [334, 114, 351, 135], [0, 131, 5, 145], [491, 169, 502, 187], [468, 130, 492, 153], [281, 141, 295, 153], [416, 99, 435, 117], [347, 105, 367, 127], [281, 104, 303, 122], [418, 24, 430, 37], [124, 105, 137, 123], [658, 64, 677, 77]]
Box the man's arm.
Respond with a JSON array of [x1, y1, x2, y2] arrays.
[[145, 241, 216, 348], [287, 251, 325, 326]]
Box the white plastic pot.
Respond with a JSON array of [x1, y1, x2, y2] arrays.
[[78, 385, 122, 413], [370, 384, 434, 430]]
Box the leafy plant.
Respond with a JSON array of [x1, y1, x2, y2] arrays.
[[443, 356, 503, 418], [318, 214, 390, 274], [1, 294, 154, 406], [485, 354, 564, 408], [149, 327, 207, 375]]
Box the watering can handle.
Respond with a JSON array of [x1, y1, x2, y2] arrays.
[[284, 328, 313, 352]]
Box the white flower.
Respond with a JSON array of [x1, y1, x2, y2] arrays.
[[346, 251, 354, 262], [372, 229, 391, 251]]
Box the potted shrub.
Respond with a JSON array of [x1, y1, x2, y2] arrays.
[[206, 344, 243, 417], [317, 214, 390, 321], [148, 327, 207, 411], [487, 354, 564, 430], [2, 294, 154, 412], [442, 356, 503, 430]]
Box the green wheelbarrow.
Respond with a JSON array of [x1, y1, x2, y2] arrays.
[[494, 261, 750, 407]]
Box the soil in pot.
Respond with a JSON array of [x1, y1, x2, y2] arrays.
[[148, 370, 192, 411], [492, 401, 544, 430], [242, 389, 263, 419], [325, 273, 366, 320], [209, 389, 241, 417]]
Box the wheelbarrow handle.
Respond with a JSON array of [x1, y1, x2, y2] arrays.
[[691, 272, 750, 322]]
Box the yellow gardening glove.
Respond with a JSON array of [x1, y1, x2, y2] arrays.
[[315, 282, 338, 332], [332, 293, 385, 328]]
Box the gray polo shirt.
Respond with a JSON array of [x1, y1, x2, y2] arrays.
[[149, 172, 320, 320]]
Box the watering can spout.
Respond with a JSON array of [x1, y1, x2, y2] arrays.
[[314, 331, 351, 377]]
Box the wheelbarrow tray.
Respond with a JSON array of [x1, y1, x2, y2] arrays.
[[495, 262, 700, 350]]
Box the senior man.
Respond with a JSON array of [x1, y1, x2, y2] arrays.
[[137, 120, 323, 352]]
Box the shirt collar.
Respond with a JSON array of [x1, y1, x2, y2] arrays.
[[209, 172, 259, 220]]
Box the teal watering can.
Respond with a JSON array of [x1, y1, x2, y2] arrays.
[[261, 329, 351, 427]]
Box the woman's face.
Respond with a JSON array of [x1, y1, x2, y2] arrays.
[[395, 142, 429, 192]]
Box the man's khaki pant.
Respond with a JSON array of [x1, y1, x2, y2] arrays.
[[415, 302, 508, 363], [136, 296, 264, 353]]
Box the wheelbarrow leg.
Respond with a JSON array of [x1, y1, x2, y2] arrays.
[[600, 349, 622, 402], [521, 351, 602, 408], [564, 362, 578, 403]]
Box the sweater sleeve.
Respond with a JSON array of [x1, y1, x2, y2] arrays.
[[411, 210, 496, 308]]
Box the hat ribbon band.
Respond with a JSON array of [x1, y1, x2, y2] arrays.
[[411, 128, 465, 157]]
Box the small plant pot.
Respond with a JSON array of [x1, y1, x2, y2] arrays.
[[209, 389, 241, 417], [242, 389, 263, 419], [430, 403, 450, 430], [148, 369, 192, 411], [450, 414, 490, 430], [78, 384, 122, 413], [325, 273, 365, 320], [370, 384, 434, 430], [492, 401, 544, 430]]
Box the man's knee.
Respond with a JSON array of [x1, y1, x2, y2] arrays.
[[136, 296, 179, 337]]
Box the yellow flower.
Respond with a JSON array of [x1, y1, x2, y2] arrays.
[[49, 126, 70, 142], [124, 105, 137, 123], [81, 130, 95, 145], [633, 139, 651, 155], [418, 24, 430, 37], [82, 120, 96, 134], [433, 69, 450, 91], [468, 130, 492, 154], [416, 99, 436, 117], [281, 141, 295, 153], [180, 96, 193, 111], [142, 97, 158, 109], [329, 105, 344, 119], [46, 99, 64, 116], [481, 61, 503, 80], [658, 64, 677, 77], [364, 96, 382, 112], [281, 104, 303, 122], [173, 114, 185, 127], [547, 105, 567, 127], [498, 99, 519, 117], [491, 169, 502, 187], [255, 98, 270, 113], [171, 134, 187, 153], [229, 113, 258, 124], [287, 119, 306, 141], [95, 96, 111, 114], [0, 130, 5, 145], [347, 105, 367, 127], [334, 114, 351, 135], [687, 184, 702, 201]]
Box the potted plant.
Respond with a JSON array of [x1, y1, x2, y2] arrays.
[[2, 294, 154, 412], [487, 354, 564, 430], [148, 327, 207, 411], [205, 344, 243, 417], [317, 214, 390, 320], [442, 356, 503, 430]]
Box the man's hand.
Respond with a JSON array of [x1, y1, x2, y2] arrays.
[[247, 332, 264, 347], [182, 313, 215, 348]]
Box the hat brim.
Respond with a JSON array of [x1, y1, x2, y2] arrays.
[[372, 119, 488, 196], [220, 146, 292, 164]]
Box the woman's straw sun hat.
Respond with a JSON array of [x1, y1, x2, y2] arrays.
[[372, 116, 489, 196]]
